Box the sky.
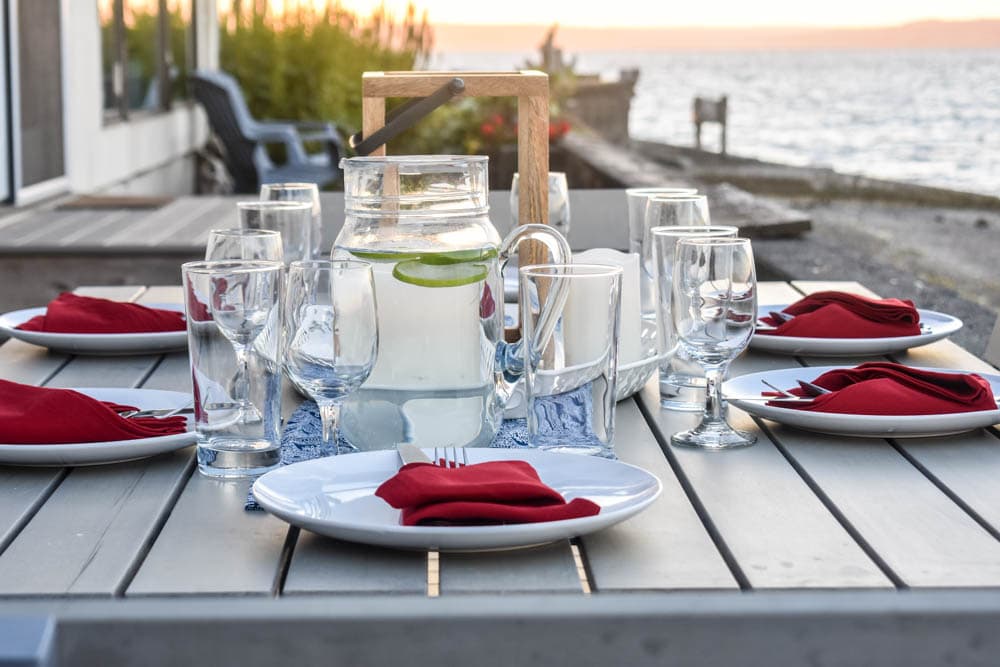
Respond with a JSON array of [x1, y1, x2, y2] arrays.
[[338, 0, 1000, 27]]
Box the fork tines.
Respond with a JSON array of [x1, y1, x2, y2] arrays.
[[433, 446, 468, 468]]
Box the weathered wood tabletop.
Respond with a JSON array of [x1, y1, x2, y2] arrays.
[[1, 280, 1000, 667]]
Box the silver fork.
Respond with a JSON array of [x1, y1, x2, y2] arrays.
[[118, 404, 193, 419], [761, 379, 797, 398], [433, 446, 468, 468]]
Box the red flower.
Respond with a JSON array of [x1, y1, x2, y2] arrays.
[[549, 119, 571, 140], [490, 113, 505, 127], [480, 122, 496, 138]]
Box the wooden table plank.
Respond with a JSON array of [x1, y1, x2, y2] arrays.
[[0, 286, 147, 559], [283, 534, 428, 595], [579, 397, 737, 591], [764, 422, 1000, 586], [637, 382, 891, 589], [440, 543, 583, 594], [768, 279, 1000, 586], [126, 474, 290, 596], [0, 451, 193, 596], [125, 285, 290, 596], [0, 286, 197, 596]]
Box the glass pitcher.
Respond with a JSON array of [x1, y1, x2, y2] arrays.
[[332, 155, 570, 450]]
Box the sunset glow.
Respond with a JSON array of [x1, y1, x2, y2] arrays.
[[335, 0, 999, 27]]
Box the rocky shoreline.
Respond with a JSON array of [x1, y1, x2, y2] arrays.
[[562, 129, 999, 358]]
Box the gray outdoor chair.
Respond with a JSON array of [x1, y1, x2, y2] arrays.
[[191, 70, 344, 193]]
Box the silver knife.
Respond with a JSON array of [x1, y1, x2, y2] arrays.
[[397, 443, 433, 465]]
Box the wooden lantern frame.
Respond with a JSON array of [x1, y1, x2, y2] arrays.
[[361, 70, 551, 265]]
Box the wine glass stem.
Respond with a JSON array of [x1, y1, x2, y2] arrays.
[[703, 364, 727, 424], [232, 343, 250, 407], [318, 399, 342, 455]]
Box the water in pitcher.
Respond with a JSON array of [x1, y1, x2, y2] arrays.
[[334, 246, 505, 450]]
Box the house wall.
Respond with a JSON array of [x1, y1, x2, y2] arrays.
[[62, 0, 218, 196]]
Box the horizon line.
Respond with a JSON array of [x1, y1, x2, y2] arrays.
[[430, 16, 1000, 31]]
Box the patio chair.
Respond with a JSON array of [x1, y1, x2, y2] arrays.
[[191, 70, 344, 193]]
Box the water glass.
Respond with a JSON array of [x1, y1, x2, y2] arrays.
[[205, 228, 284, 262], [520, 263, 622, 458], [182, 260, 284, 477], [634, 193, 707, 327], [284, 260, 378, 455], [652, 225, 739, 411], [260, 183, 322, 259], [510, 172, 571, 241], [671, 238, 757, 449], [625, 187, 699, 255], [238, 201, 313, 265]]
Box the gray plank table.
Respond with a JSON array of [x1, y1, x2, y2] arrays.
[[1, 282, 999, 667]]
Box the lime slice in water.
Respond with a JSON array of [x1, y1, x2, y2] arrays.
[[392, 259, 488, 288], [418, 247, 499, 265]]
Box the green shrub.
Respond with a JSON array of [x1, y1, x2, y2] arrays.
[[219, 2, 431, 140]]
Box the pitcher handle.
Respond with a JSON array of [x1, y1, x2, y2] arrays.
[[496, 223, 571, 380]]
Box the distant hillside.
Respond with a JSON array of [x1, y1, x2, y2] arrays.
[[433, 19, 1000, 52]]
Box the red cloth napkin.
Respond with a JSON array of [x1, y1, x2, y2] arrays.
[[757, 291, 921, 338], [0, 380, 188, 444], [766, 362, 996, 415], [375, 460, 601, 526], [17, 293, 186, 334]]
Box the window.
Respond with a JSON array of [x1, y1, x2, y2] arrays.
[[100, 0, 194, 121]]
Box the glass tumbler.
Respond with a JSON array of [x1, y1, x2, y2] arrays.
[[238, 200, 313, 265], [652, 225, 739, 411], [260, 183, 322, 259], [511, 172, 571, 241], [182, 260, 284, 478], [520, 263, 622, 458]]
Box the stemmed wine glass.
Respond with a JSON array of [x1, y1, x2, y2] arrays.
[[284, 260, 378, 454], [205, 229, 284, 261], [671, 237, 757, 449], [208, 261, 284, 421]]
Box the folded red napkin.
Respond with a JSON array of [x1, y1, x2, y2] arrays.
[[17, 293, 186, 334], [766, 362, 996, 415], [0, 380, 188, 444], [757, 291, 921, 338], [375, 460, 601, 526]]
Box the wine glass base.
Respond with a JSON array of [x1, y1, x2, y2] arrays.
[[670, 422, 757, 450]]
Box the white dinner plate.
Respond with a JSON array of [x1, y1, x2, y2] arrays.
[[252, 448, 662, 551], [0, 387, 196, 466], [724, 366, 1000, 438], [0, 304, 187, 355], [749, 304, 962, 356]]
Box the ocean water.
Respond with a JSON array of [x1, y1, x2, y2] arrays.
[[432, 49, 1000, 196]]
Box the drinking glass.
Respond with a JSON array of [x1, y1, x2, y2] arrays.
[[625, 187, 698, 255], [260, 183, 322, 259], [652, 225, 739, 411], [636, 194, 708, 327], [182, 260, 284, 477], [284, 260, 378, 455], [205, 228, 284, 262], [510, 172, 571, 241], [238, 201, 313, 265], [670, 238, 757, 449], [520, 263, 622, 458]]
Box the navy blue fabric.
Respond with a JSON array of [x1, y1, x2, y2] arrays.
[[245, 403, 530, 510]]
